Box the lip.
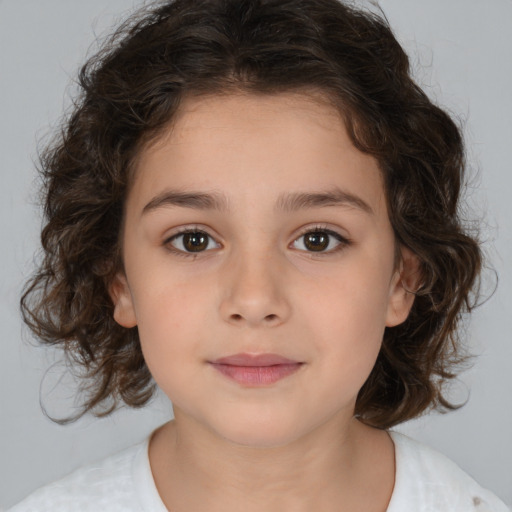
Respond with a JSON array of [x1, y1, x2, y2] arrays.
[[209, 353, 304, 386]]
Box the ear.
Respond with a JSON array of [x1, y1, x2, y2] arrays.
[[109, 272, 137, 328], [385, 247, 422, 327]]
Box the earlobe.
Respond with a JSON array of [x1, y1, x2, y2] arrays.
[[385, 247, 422, 327], [109, 273, 137, 328]]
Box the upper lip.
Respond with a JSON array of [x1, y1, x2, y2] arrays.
[[210, 353, 301, 367]]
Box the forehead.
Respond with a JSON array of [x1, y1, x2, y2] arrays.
[[170, 91, 342, 134], [129, 92, 387, 218]]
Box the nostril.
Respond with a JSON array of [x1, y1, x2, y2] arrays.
[[229, 313, 279, 322]]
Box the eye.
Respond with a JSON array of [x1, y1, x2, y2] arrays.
[[167, 230, 220, 254], [292, 228, 349, 253]]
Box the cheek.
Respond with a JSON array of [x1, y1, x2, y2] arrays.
[[306, 257, 392, 325], [300, 261, 392, 372], [132, 275, 213, 382]]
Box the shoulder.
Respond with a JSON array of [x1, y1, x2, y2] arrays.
[[387, 431, 510, 512], [7, 440, 148, 512]]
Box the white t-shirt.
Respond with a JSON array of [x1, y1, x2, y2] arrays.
[[8, 431, 510, 512]]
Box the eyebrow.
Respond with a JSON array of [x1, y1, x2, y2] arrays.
[[275, 188, 373, 215], [142, 190, 229, 214], [142, 187, 373, 215]]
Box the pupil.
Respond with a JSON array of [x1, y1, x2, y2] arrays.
[[184, 232, 208, 252], [305, 232, 328, 251]]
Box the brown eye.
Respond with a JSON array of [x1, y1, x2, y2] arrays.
[[168, 231, 219, 253], [183, 232, 208, 251], [292, 229, 347, 254], [303, 232, 330, 252]]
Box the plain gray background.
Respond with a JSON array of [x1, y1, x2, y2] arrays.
[[1, 0, 511, 508]]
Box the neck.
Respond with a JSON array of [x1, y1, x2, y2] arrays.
[[149, 412, 395, 512]]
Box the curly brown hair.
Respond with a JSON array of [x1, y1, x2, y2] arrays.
[[21, 0, 481, 428]]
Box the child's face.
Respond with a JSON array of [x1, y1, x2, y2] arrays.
[[111, 92, 416, 446]]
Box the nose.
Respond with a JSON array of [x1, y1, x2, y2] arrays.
[[219, 248, 291, 328]]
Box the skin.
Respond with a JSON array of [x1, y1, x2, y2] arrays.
[[110, 92, 420, 512]]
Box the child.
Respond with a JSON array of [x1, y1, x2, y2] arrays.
[[9, 0, 510, 510]]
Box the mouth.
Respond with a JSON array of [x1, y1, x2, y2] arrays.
[[208, 353, 304, 386]]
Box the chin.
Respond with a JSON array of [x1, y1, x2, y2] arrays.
[[210, 409, 311, 449]]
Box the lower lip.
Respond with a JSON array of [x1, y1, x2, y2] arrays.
[[210, 363, 303, 386]]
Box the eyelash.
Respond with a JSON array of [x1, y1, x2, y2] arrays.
[[293, 225, 351, 256], [164, 225, 218, 259], [164, 224, 351, 258]]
